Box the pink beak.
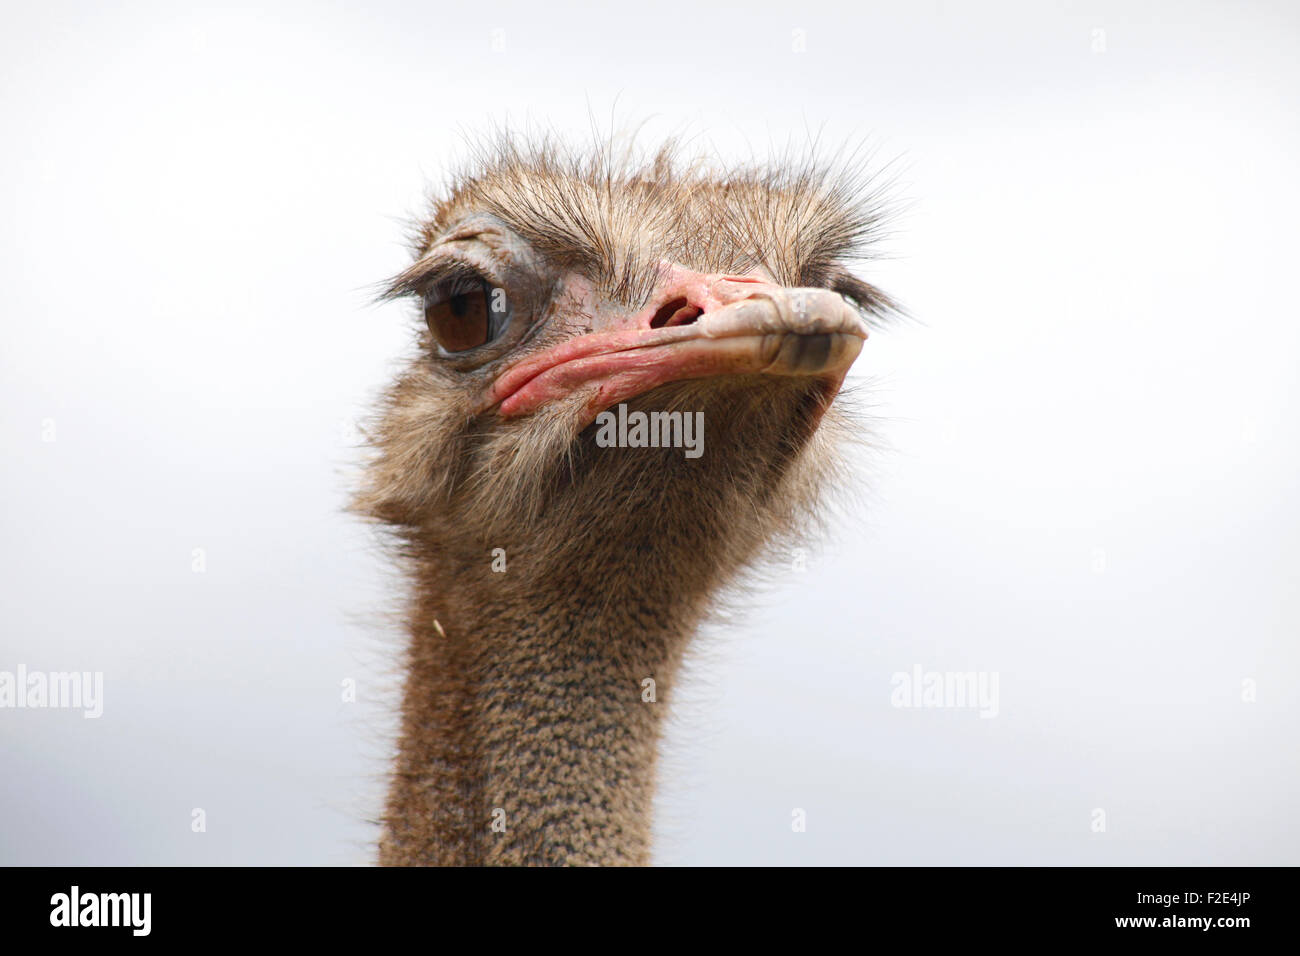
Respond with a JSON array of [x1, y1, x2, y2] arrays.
[[483, 267, 869, 424]]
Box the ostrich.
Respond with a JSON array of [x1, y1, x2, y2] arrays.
[[357, 135, 896, 865]]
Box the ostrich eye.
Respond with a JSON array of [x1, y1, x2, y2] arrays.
[[424, 277, 507, 352]]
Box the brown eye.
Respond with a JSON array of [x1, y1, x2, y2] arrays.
[[424, 279, 498, 352]]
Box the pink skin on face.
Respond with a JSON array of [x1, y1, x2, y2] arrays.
[[482, 265, 869, 425]]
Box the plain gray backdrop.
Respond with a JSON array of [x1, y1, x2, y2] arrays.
[[2, 0, 1297, 865]]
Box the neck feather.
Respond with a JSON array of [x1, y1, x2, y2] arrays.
[[378, 538, 704, 866], [370, 380, 839, 865]]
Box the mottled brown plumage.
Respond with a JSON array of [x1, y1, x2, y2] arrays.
[[356, 133, 896, 865]]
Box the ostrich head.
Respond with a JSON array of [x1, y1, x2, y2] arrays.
[[359, 137, 895, 584], [358, 135, 897, 865]]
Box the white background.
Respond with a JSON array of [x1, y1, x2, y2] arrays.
[[2, 0, 1297, 865]]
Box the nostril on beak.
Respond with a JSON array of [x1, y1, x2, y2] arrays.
[[649, 297, 703, 329]]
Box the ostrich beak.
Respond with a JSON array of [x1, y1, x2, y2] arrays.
[[485, 273, 869, 423]]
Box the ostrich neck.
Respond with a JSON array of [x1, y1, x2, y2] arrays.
[[378, 534, 706, 866]]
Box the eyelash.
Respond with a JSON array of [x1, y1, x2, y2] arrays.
[[829, 277, 885, 321], [416, 264, 492, 304]]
